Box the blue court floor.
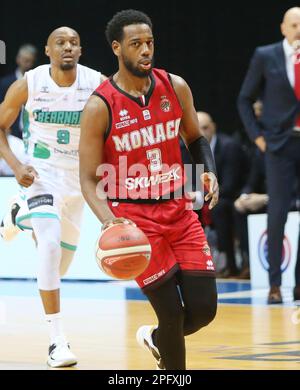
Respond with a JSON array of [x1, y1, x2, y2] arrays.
[[0, 278, 299, 307]]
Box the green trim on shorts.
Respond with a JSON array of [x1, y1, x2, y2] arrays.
[[16, 212, 59, 230], [60, 241, 77, 251]]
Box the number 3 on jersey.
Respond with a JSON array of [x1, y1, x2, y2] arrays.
[[147, 148, 162, 172], [57, 129, 70, 145]]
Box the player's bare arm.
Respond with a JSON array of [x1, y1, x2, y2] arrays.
[[0, 78, 39, 187], [170, 73, 219, 209], [79, 95, 113, 222], [79, 95, 133, 229]]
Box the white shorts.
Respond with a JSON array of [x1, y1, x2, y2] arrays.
[[15, 165, 84, 252]]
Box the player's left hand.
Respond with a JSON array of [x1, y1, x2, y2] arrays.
[[201, 172, 219, 209]]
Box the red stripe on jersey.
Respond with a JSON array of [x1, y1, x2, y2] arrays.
[[94, 68, 184, 201]]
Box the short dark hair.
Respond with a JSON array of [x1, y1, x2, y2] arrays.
[[105, 9, 153, 45]]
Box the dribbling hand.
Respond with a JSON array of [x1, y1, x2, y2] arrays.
[[101, 217, 137, 232]]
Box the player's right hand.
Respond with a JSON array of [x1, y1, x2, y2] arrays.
[[101, 217, 136, 232], [15, 165, 39, 187]]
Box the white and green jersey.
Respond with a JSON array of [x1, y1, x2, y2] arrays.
[[23, 64, 101, 170]]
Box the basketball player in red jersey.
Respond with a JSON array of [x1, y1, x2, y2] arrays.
[[79, 10, 219, 370]]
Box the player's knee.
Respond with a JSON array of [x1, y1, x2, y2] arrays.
[[184, 300, 217, 336], [37, 239, 61, 275], [41, 240, 61, 264], [162, 304, 185, 331]]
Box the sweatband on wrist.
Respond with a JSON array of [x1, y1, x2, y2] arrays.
[[188, 136, 217, 177]]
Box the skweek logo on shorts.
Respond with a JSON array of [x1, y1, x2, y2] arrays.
[[258, 230, 291, 272], [33, 109, 81, 125], [27, 194, 54, 210]]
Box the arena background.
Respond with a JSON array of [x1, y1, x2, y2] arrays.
[[0, 0, 298, 134]]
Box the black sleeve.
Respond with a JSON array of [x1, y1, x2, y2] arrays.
[[187, 136, 217, 177]]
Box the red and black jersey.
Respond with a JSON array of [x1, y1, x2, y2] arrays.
[[94, 68, 184, 201]]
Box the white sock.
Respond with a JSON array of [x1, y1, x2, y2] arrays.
[[45, 312, 66, 345]]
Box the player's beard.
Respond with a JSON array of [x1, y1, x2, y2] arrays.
[[60, 62, 76, 71], [123, 56, 154, 78]]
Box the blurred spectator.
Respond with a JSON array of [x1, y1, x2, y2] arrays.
[[0, 44, 38, 139], [234, 149, 267, 279], [197, 112, 248, 277], [234, 99, 265, 278], [0, 129, 26, 176], [235, 146, 300, 279], [237, 7, 300, 303]]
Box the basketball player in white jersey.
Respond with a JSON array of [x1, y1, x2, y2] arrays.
[[0, 27, 106, 367]]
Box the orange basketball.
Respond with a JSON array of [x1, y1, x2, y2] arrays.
[[95, 223, 151, 280]]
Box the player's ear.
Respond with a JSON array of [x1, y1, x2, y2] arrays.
[[78, 46, 82, 57], [45, 45, 50, 58], [112, 40, 121, 56]]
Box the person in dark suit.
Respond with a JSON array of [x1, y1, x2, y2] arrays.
[[196, 111, 248, 277], [237, 7, 300, 303], [0, 44, 37, 139]]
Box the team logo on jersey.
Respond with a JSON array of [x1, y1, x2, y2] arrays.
[[40, 86, 49, 93], [33, 109, 82, 125], [160, 96, 171, 112], [202, 244, 211, 256], [119, 109, 130, 120], [116, 109, 138, 129], [143, 109, 151, 120]]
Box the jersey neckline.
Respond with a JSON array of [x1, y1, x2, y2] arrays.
[[109, 72, 156, 108], [47, 64, 79, 90]]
